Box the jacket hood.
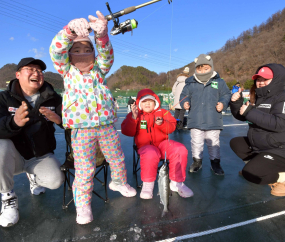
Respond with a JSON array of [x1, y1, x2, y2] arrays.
[[7, 79, 58, 100], [136, 89, 160, 112], [176, 75, 187, 83], [255, 64, 285, 98]]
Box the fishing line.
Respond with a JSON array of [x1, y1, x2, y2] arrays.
[[139, 2, 168, 23], [165, 0, 174, 159]]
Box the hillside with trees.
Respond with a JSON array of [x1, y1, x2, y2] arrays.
[[107, 7, 285, 90], [0, 7, 284, 91]]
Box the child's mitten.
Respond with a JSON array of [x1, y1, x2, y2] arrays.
[[67, 18, 90, 37], [89, 11, 108, 45]]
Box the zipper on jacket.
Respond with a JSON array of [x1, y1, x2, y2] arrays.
[[64, 100, 78, 112]]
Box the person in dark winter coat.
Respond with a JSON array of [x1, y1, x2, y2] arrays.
[[121, 89, 193, 199], [0, 58, 64, 228], [180, 54, 231, 175], [230, 64, 285, 197]]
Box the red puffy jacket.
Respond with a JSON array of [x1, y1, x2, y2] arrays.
[[121, 89, 176, 149]]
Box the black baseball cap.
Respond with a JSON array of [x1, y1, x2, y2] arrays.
[[17, 57, 46, 71]]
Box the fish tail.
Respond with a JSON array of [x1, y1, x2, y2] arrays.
[[161, 208, 169, 217]]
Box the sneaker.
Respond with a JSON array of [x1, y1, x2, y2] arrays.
[[109, 181, 137, 197], [0, 191, 19, 227], [189, 158, 202, 173], [26, 173, 46, 195], [170, 181, 194, 198], [269, 182, 285, 197], [210, 159, 224, 175], [140, 182, 155, 199], [76, 204, 93, 224]]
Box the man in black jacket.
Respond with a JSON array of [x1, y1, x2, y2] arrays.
[[0, 58, 64, 227], [230, 63, 285, 197]]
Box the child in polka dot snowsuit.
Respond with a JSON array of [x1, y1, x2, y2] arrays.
[[49, 12, 136, 225]]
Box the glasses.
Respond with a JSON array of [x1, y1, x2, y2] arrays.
[[21, 67, 45, 75]]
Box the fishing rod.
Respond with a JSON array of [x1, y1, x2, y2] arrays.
[[70, 0, 172, 36], [105, 0, 172, 35], [163, 95, 189, 116]]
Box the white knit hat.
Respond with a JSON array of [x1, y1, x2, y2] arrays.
[[183, 67, 190, 74], [139, 95, 159, 110]]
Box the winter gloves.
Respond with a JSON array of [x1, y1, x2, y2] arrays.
[[88, 11, 108, 39], [65, 11, 108, 45], [67, 18, 90, 37]]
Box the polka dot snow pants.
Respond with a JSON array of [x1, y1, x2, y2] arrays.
[[71, 124, 127, 207]]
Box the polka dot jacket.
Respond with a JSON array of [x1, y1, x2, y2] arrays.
[[49, 30, 116, 129]]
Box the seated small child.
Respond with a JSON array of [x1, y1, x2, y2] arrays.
[[121, 89, 193, 199]]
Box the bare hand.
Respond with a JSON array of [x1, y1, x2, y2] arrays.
[[39, 107, 61, 125], [155, 117, 163, 126], [131, 103, 139, 119], [216, 102, 224, 112], [184, 102, 190, 110], [14, 101, 29, 127], [231, 88, 242, 102], [240, 101, 249, 115]]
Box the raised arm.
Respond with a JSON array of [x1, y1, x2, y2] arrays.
[[89, 11, 114, 76], [49, 18, 91, 77]]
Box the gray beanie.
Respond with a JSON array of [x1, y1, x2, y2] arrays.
[[194, 54, 214, 70], [194, 54, 214, 84]]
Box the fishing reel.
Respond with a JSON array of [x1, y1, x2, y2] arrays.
[[110, 19, 138, 36], [106, 2, 138, 35]]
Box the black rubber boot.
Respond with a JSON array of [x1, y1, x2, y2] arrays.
[[189, 158, 202, 173], [177, 121, 183, 130], [210, 159, 224, 175]]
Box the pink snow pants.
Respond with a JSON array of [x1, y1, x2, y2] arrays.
[[138, 140, 188, 182]]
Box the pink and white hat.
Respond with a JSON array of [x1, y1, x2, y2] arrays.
[[73, 36, 93, 47]]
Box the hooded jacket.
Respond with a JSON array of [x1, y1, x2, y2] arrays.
[[0, 79, 62, 160], [121, 89, 176, 149], [230, 63, 285, 158], [172, 75, 187, 109], [50, 30, 115, 129], [180, 72, 231, 130]]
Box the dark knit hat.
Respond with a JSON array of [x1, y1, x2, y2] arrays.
[[194, 54, 214, 70]]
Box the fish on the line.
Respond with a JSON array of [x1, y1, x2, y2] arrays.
[[158, 160, 171, 217]]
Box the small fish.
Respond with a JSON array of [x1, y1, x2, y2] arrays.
[[158, 161, 170, 217]]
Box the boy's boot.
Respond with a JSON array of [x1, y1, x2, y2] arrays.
[[76, 204, 93, 224], [26, 173, 46, 195], [189, 158, 202, 173], [0, 191, 19, 227], [177, 121, 183, 130], [140, 181, 155, 199], [210, 159, 224, 175]]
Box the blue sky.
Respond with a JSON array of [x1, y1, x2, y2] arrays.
[[0, 0, 284, 77]]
